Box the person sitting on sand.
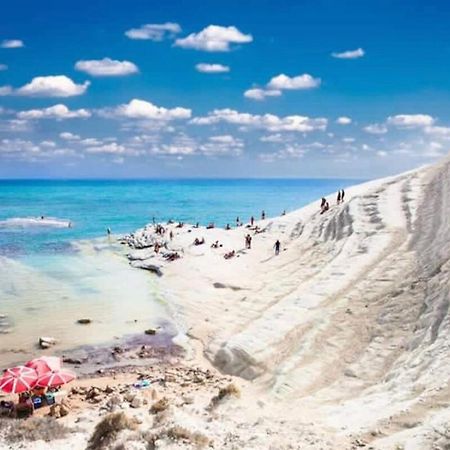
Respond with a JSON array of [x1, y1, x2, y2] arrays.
[[282, 210, 286, 216], [320, 201, 330, 215], [224, 250, 235, 259], [176, 222, 184, 228], [274, 240, 281, 255], [206, 222, 215, 229], [225, 223, 231, 230], [320, 197, 326, 210], [194, 237, 205, 246], [245, 234, 252, 249], [211, 240, 219, 249]]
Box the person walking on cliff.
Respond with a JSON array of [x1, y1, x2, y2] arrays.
[[274, 240, 281, 255]]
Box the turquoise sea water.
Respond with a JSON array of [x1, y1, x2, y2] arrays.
[[0, 178, 361, 364], [0, 179, 358, 257]]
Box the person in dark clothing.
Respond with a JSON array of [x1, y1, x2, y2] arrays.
[[341, 189, 345, 202], [337, 191, 341, 204], [250, 216, 255, 226], [274, 240, 281, 255], [245, 234, 252, 249], [261, 210, 266, 220]]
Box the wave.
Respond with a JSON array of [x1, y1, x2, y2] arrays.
[[0, 217, 72, 229]]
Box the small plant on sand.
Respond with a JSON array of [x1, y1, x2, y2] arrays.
[[208, 382, 240, 410], [0, 417, 75, 443], [87, 412, 138, 450], [150, 397, 169, 414], [144, 426, 211, 449]]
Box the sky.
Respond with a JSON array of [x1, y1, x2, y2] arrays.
[[1, 0, 450, 179]]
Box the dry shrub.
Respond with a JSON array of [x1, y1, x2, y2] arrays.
[[150, 397, 169, 414], [144, 426, 211, 449], [0, 416, 74, 443], [208, 383, 240, 410], [87, 412, 137, 450]]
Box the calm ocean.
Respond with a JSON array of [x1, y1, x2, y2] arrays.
[[0, 178, 358, 257], [0, 178, 361, 364]]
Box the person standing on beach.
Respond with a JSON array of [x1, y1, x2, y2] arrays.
[[106, 227, 111, 236], [245, 234, 252, 249], [261, 210, 266, 220], [337, 191, 341, 204], [341, 189, 345, 202], [250, 216, 255, 226], [169, 230, 174, 241], [274, 240, 281, 255]]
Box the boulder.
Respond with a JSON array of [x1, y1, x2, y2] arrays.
[[130, 396, 143, 408], [77, 318, 92, 325], [39, 336, 57, 349]]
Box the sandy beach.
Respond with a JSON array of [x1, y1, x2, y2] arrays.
[[2, 155, 450, 449]]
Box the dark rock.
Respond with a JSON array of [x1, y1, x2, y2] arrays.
[[77, 318, 92, 325]]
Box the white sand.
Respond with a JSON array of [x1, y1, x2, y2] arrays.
[[2, 156, 450, 449]]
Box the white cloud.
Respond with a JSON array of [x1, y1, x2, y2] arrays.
[[376, 150, 388, 157], [0, 64, 7, 71], [336, 116, 352, 125], [244, 88, 281, 101], [75, 58, 138, 76], [175, 25, 252, 52], [60, 132, 81, 141], [424, 125, 450, 137], [17, 104, 91, 120], [85, 142, 127, 154], [191, 108, 327, 133], [209, 135, 241, 144], [387, 114, 435, 128], [1, 39, 24, 49], [195, 63, 230, 73], [0, 119, 31, 132], [267, 73, 321, 90], [79, 138, 104, 146], [332, 48, 365, 59], [102, 98, 191, 121], [0, 86, 12, 96], [364, 123, 388, 134], [260, 133, 287, 143], [125, 22, 181, 41], [342, 137, 355, 143], [1, 75, 90, 97]]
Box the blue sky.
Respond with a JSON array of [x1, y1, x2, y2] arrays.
[[1, 0, 450, 178]]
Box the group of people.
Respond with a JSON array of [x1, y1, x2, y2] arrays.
[[320, 189, 346, 214]]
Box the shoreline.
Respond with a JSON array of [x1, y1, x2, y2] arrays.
[[2, 158, 450, 449]]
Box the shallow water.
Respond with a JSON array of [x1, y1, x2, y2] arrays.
[[0, 179, 360, 367]]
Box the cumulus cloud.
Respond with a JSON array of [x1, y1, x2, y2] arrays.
[[0, 86, 12, 96], [175, 25, 252, 52], [195, 63, 230, 73], [60, 132, 81, 141], [245, 73, 320, 100], [331, 48, 365, 59], [267, 73, 321, 90], [336, 116, 352, 125], [85, 142, 127, 154], [1, 75, 90, 97], [75, 58, 138, 76], [191, 108, 327, 133], [101, 99, 191, 121], [387, 114, 435, 128], [0, 64, 7, 71], [424, 125, 450, 137], [364, 123, 388, 134], [125, 22, 181, 41], [1, 39, 24, 48], [17, 104, 91, 120], [244, 88, 281, 101]]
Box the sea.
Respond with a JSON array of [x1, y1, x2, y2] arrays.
[[0, 178, 359, 366]]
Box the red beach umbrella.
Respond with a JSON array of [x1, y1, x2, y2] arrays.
[[25, 356, 61, 376], [36, 369, 76, 388], [0, 366, 38, 394]]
